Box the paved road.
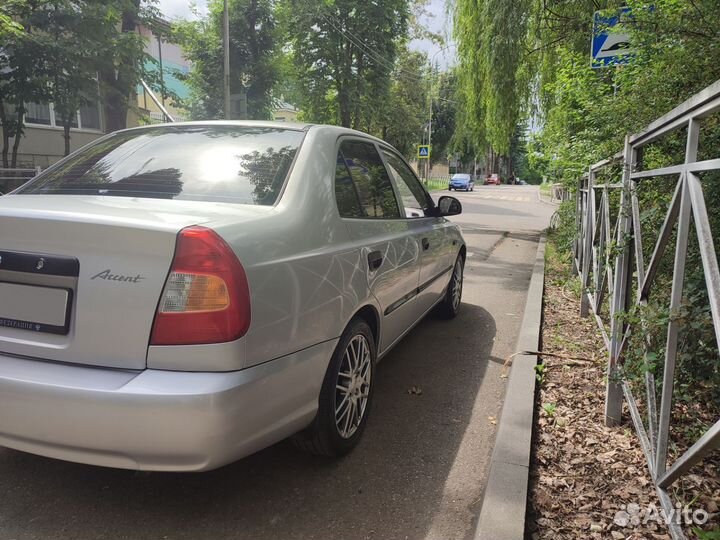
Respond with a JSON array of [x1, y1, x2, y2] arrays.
[[0, 185, 554, 540]]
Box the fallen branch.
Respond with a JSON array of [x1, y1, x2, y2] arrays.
[[501, 350, 595, 377]]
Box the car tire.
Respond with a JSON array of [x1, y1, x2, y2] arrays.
[[292, 318, 376, 457], [436, 254, 464, 319]]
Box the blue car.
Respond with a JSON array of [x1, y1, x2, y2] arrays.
[[448, 173, 474, 192]]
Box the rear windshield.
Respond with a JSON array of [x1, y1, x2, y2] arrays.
[[17, 125, 305, 205]]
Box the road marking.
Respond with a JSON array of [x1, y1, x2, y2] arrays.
[[476, 195, 531, 202]]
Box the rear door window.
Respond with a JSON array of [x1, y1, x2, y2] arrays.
[[17, 125, 306, 205], [336, 140, 401, 219], [334, 152, 364, 218]]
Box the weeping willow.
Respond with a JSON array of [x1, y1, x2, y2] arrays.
[[453, 0, 531, 155]]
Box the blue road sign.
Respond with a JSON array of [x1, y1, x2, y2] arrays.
[[592, 8, 634, 68], [417, 145, 430, 159]]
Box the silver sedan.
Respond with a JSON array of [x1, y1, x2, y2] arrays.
[[0, 121, 466, 471]]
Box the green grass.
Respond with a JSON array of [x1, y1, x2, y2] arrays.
[[424, 177, 449, 192], [539, 182, 552, 196]]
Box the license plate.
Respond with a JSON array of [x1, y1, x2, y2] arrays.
[[0, 282, 71, 335]]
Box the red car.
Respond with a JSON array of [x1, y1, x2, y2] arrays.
[[484, 173, 502, 185]]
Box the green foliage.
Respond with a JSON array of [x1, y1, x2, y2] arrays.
[[429, 70, 458, 164], [533, 0, 720, 411], [37, 2, 120, 154], [0, 2, 23, 40], [424, 177, 448, 191], [529, 0, 720, 187], [174, 0, 278, 120], [453, 0, 530, 155], [620, 177, 720, 407], [542, 402, 557, 417], [279, 0, 409, 129], [0, 0, 156, 164], [548, 200, 578, 255], [511, 127, 542, 184], [693, 528, 720, 540], [97, 0, 159, 132], [373, 47, 428, 159]]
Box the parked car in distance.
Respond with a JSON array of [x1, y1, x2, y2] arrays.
[[0, 121, 467, 472], [448, 173, 474, 191], [484, 173, 502, 185]]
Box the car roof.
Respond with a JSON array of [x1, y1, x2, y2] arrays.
[[116, 120, 387, 144]]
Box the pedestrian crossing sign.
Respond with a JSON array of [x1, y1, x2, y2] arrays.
[[417, 145, 430, 159]]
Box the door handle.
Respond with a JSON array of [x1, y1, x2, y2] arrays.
[[422, 238, 430, 250], [368, 251, 383, 271]]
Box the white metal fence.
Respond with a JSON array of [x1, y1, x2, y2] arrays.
[[0, 167, 41, 194]]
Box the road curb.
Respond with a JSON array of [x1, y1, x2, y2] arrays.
[[537, 189, 561, 206], [474, 233, 546, 540]]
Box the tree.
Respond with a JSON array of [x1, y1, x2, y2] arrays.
[[429, 70, 458, 166], [525, 0, 720, 184], [98, 0, 155, 133], [280, 0, 409, 129], [0, 1, 51, 168], [0, 0, 156, 166], [373, 47, 428, 159], [36, 1, 117, 156], [0, 2, 23, 40], [174, 0, 278, 120], [454, 0, 531, 156], [524, 0, 720, 411]]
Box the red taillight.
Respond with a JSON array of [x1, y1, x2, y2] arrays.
[[150, 226, 251, 346]]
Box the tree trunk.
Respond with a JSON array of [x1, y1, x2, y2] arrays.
[[63, 117, 71, 156], [338, 82, 351, 127], [337, 31, 353, 128], [246, 0, 258, 120], [100, 0, 140, 132], [486, 147, 496, 175], [10, 107, 24, 168], [0, 99, 9, 168], [351, 57, 364, 130]]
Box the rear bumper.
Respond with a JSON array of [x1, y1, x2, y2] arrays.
[[0, 340, 335, 471]]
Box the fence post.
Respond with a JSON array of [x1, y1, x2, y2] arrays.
[[605, 135, 634, 426], [580, 167, 594, 317], [572, 178, 582, 273]]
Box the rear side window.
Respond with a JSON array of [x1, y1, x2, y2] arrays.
[[17, 126, 305, 205], [336, 140, 400, 219], [334, 153, 364, 218]]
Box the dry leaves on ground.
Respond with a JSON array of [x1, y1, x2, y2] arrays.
[[528, 268, 673, 539]]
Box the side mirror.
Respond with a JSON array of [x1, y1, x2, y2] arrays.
[[437, 196, 462, 216]]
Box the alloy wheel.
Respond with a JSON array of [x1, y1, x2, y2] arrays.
[[452, 259, 463, 311], [335, 334, 372, 439]]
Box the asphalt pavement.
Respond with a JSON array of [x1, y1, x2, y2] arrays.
[[0, 185, 554, 540]]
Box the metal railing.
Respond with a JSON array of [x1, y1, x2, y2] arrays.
[[139, 79, 175, 123], [572, 78, 720, 540], [0, 167, 41, 194], [550, 182, 571, 201]]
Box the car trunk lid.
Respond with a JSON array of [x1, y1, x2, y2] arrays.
[[0, 195, 263, 369]]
